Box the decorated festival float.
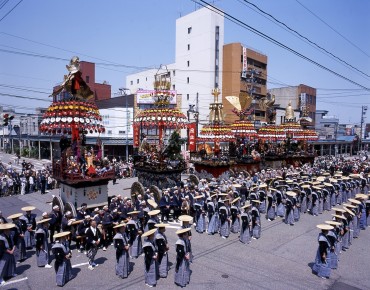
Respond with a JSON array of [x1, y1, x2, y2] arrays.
[[132, 70, 188, 188], [39, 56, 114, 214], [191, 88, 235, 178]]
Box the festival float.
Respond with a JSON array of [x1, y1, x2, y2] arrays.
[[39, 56, 114, 214], [132, 70, 188, 188], [191, 88, 235, 178]]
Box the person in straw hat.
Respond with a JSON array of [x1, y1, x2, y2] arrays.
[[126, 211, 143, 259], [179, 215, 193, 263], [356, 194, 368, 230], [284, 192, 295, 226], [113, 222, 130, 279], [174, 228, 191, 288], [312, 224, 333, 279], [21, 206, 37, 249], [144, 210, 160, 233], [51, 231, 74, 286], [219, 201, 230, 239], [35, 218, 52, 268], [348, 199, 361, 239], [142, 228, 159, 288], [325, 221, 342, 270], [49, 205, 62, 244], [251, 200, 261, 239], [230, 197, 241, 234], [0, 223, 17, 284], [155, 223, 169, 278], [8, 213, 27, 263], [194, 201, 206, 234], [239, 204, 252, 244]]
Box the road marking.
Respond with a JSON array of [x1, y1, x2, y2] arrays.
[[72, 262, 89, 268], [3, 277, 28, 286], [166, 225, 181, 229]]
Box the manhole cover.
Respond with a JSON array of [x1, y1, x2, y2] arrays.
[[221, 274, 229, 279]]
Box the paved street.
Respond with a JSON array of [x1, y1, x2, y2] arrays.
[[0, 153, 369, 289]]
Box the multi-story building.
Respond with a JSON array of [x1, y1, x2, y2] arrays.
[[126, 6, 224, 129], [268, 84, 316, 125], [222, 43, 268, 124], [315, 110, 339, 140]]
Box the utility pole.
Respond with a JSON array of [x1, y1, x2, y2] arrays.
[[119, 88, 130, 162], [359, 105, 368, 153]]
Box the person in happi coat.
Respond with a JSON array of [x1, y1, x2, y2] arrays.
[[8, 213, 27, 262], [174, 228, 191, 287], [144, 210, 160, 232], [194, 201, 206, 233], [284, 191, 295, 226], [266, 189, 276, 221], [356, 194, 368, 230], [251, 200, 261, 239], [0, 223, 17, 285], [35, 218, 52, 268], [126, 211, 142, 259], [85, 220, 102, 270], [239, 204, 252, 244], [142, 228, 158, 287], [312, 224, 333, 279], [230, 197, 240, 233], [275, 188, 285, 217], [348, 199, 361, 238], [52, 231, 74, 287], [207, 195, 219, 235], [113, 222, 130, 279], [324, 220, 341, 270], [21, 206, 37, 249], [155, 223, 169, 278], [219, 203, 230, 239], [179, 215, 193, 263]]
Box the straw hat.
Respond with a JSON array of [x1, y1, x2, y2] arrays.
[[37, 218, 51, 224], [193, 195, 204, 200], [332, 214, 346, 220], [331, 207, 346, 213], [286, 191, 296, 197], [259, 183, 267, 188], [231, 197, 240, 204], [348, 198, 361, 205], [54, 231, 71, 239], [0, 223, 15, 230], [21, 206, 36, 211], [342, 203, 356, 209], [325, 221, 341, 226], [317, 224, 333, 230], [127, 211, 140, 215], [317, 176, 325, 182], [178, 215, 193, 222], [324, 183, 334, 187], [113, 222, 127, 229], [241, 204, 251, 209], [329, 178, 337, 183], [251, 200, 261, 204], [355, 194, 368, 200], [155, 223, 169, 228], [301, 185, 310, 189], [147, 200, 158, 208], [142, 228, 157, 238], [7, 213, 23, 220], [176, 228, 191, 235], [343, 207, 355, 216], [148, 210, 160, 216], [233, 184, 242, 188]]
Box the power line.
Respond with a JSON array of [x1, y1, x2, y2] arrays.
[[193, 0, 370, 91], [295, 0, 370, 59], [0, 0, 10, 10], [238, 0, 370, 79], [0, 0, 22, 22]]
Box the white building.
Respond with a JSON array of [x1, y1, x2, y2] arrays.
[[126, 6, 224, 130]]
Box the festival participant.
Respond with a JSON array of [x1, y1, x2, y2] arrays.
[[142, 228, 158, 288], [144, 210, 160, 232], [126, 211, 142, 259], [325, 220, 341, 270], [174, 228, 191, 288], [21, 206, 37, 249], [194, 199, 206, 233], [113, 222, 130, 279], [179, 215, 193, 262], [266, 189, 276, 221], [207, 195, 219, 235], [8, 213, 27, 263], [52, 231, 74, 287], [155, 223, 169, 278], [348, 198, 361, 238], [251, 200, 261, 239], [284, 191, 296, 226], [101, 205, 114, 251], [312, 224, 333, 279], [230, 197, 241, 233], [239, 204, 252, 244], [159, 190, 171, 223], [35, 218, 52, 268], [85, 220, 102, 270], [76, 215, 91, 254], [49, 205, 62, 243], [0, 223, 17, 284]]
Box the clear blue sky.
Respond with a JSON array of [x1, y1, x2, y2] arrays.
[[0, 0, 369, 124]]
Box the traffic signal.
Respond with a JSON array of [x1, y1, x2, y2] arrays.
[[2, 114, 14, 126]]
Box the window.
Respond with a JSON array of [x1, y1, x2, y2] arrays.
[[324, 124, 330, 128], [130, 80, 133, 85], [187, 44, 190, 50], [187, 94, 189, 100], [188, 27, 192, 34], [118, 131, 125, 134], [137, 79, 139, 84], [172, 85, 175, 90], [187, 61, 190, 67], [187, 77, 189, 84], [86, 76, 90, 83], [108, 130, 112, 135]]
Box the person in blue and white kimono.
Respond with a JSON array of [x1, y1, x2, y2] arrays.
[[230, 198, 240, 234], [325, 220, 341, 269], [251, 200, 261, 239], [284, 192, 295, 226], [126, 211, 142, 259], [275, 188, 285, 217], [266, 190, 276, 221], [155, 223, 169, 278], [8, 213, 27, 263], [219, 205, 230, 239], [356, 194, 367, 230], [21, 206, 37, 249], [292, 190, 301, 222], [311, 188, 319, 216], [299, 187, 308, 214], [312, 224, 333, 279], [239, 204, 252, 244], [207, 196, 219, 235], [174, 228, 191, 288], [144, 210, 160, 233], [348, 199, 361, 238], [35, 218, 52, 268], [52, 231, 74, 287], [194, 202, 206, 233], [179, 215, 193, 263], [0, 223, 17, 285], [142, 228, 158, 287], [113, 222, 130, 279]]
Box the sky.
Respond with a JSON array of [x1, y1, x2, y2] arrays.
[[0, 0, 369, 124]]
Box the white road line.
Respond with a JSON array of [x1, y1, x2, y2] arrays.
[[3, 277, 28, 286], [72, 262, 89, 268], [166, 225, 181, 229]]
